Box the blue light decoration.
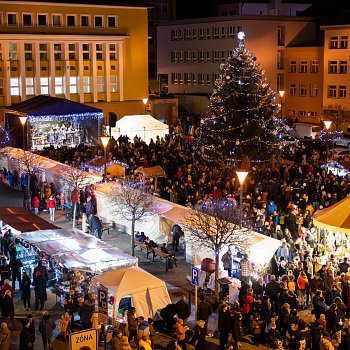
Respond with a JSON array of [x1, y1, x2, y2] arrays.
[[321, 161, 350, 177], [28, 112, 103, 123], [0, 126, 11, 147], [320, 129, 343, 142], [84, 159, 129, 174]]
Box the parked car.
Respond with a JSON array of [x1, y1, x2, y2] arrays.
[[277, 133, 298, 145], [289, 123, 321, 139], [336, 133, 350, 148]]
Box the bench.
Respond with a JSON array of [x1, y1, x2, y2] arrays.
[[134, 241, 154, 259], [151, 247, 177, 272], [102, 222, 113, 235]]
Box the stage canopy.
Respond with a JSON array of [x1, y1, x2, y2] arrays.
[[0, 182, 23, 207], [0, 207, 58, 232], [313, 196, 350, 234], [91, 266, 171, 318], [17, 228, 137, 273], [112, 114, 169, 144]]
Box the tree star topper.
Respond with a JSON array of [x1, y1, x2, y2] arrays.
[[237, 31, 245, 41]]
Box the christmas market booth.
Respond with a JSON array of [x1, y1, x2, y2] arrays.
[[5, 95, 103, 150], [84, 156, 128, 178], [320, 161, 350, 177], [90, 266, 171, 322]]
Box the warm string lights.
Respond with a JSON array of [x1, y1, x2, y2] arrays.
[[28, 112, 104, 123]]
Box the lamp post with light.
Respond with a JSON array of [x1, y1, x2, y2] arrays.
[[324, 120, 332, 163], [19, 116, 28, 151], [100, 135, 110, 179], [142, 98, 148, 114], [236, 170, 249, 228], [279, 90, 285, 119]]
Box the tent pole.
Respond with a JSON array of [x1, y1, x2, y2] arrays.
[[112, 297, 118, 327]]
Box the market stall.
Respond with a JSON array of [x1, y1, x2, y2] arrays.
[[90, 266, 171, 321], [5, 95, 104, 150], [84, 157, 128, 178]]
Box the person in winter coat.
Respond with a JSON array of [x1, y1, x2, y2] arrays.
[[89, 214, 103, 239], [21, 271, 31, 310], [297, 271, 309, 309], [79, 297, 95, 329], [175, 318, 188, 350], [38, 311, 56, 350], [33, 260, 49, 311], [20, 319, 34, 350], [191, 320, 206, 350], [197, 297, 212, 335], [218, 303, 229, 350], [137, 316, 150, 340], [2, 290, 16, 330], [319, 332, 334, 350], [58, 312, 71, 341], [221, 247, 234, 277], [175, 295, 191, 323], [0, 323, 11, 350], [127, 307, 138, 343], [32, 196, 40, 215], [160, 303, 177, 335], [9, 255, 22, 290], [47, 194, 56, 223], [324, 269, 335, 291], [112, 329, 131, 350]]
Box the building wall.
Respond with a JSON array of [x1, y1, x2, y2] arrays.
[[284, 46, 324, 123]]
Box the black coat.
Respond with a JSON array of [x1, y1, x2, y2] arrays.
[[197, 300, 212, 322], [265, 280, 280, 297], [21, 274, 31, 300], [32, 265, 49, 301], [192, 325, 206, 350], [2, 294, 14, 317], [176, 300, 190, 320], [20, 326, 33, 350], [218, 309, 230, 333]]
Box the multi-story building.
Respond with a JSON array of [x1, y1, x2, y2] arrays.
[[0, 0, 150, 122]]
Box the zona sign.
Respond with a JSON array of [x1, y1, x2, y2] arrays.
[[69, 329, 98, 350]]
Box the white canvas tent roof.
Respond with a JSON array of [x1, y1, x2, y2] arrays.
[[91, 266, 171, 318], [112, 114, 169, 144]]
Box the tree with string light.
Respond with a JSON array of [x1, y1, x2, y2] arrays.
[[199, 32, 280, 164]]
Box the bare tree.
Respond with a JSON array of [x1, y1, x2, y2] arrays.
[[185, 199, 252, 300], [60, 166, 93, 228], [109, 179, 155, 256], [323, 104, 349, 130]]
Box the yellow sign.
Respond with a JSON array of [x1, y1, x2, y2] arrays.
[[69, 329, 98, 350]]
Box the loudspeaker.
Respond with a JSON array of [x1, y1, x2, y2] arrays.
[[109, 112, 117, 127]]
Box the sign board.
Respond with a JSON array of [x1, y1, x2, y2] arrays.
[[191, 266, 199, 286], [69, 329, 97, 350], [97, 285, 108, 324]]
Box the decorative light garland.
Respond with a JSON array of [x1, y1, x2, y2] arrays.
[[84, 158, 129, 173], [28, 112, 104, 123]]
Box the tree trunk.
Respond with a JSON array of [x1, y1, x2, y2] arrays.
[[131, 218, 135, 256], [214, 250, 220, 301]]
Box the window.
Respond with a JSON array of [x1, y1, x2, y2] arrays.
[[198, 28, 205, 39], [25, 77, 34, 95], [178, 29, 183, 40], [289, 83, 296, 96], [340, 61, 348, 74], [108, 16, 118, 28], [81, 15, 90, 27], [277, 26, 285, 46], [310, 84, 318, 97], [83, 76, 91, 93], [329, 61, 338, 73], [310, 60, 318, 73], [206, 27, 211, 39], [171, 73, 181, 84], [277, 50, 285, 69], [55, 77, 64, 94], [9, 43, 17, 60], [328, 85, 337, 98], [339, 85, 347, 98], [54, 43, 62, 60], [300, 84, 307, 96], [40, 77, 49, 94], [191, 51, 197, 62], [82, 44, 90, 60], [24, 43, 32, 60], [300, 60, 308, 73], [213, 50, 220, 62], [67, 15, 76, 27], [199, 51, 205, 62], [185, 51, 191, 63], [94, 15, 103, 28], [0, 79, 4, 95], [38, 14, 47, 26], [290, 60, 296, 73], [96, 44, 103, 60], [52, 14, 62, 27], [206, 51, 211, 62], [206, 73, 211, 85], [340, 36, 348, 49], [171, 51, 177, 63], [69, 76, 77, 93], [191, 28, 196, 39], [68, 44, 76, 60], [185, 28, 191, 40], [39, 43, 48, 60], [178, 51, 183, 63], [7, 13, 17, 26], [298, 111, 306, 117], [10, 77, 20, 95], [329, 36, 338, 49], [184, 73, 191, 84], [308, 112, 317, 117], [228, 26, 235, 38], [97, 76, 104, 92], [198, 73, 205, 85], [110, 75, 118, 92], [221, 50, 226, 62], [22, 13, 32, 26], [109, 44, 117, 60], [220, 26, 226, 38]]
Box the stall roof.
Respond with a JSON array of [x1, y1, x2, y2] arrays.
[[18, 229, 137, 272], [5, 95, 102, 117], [0, 182, 23, 207], [0, 207, 59, 232], [85, 156, 129, 169]]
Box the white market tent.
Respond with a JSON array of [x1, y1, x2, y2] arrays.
[[111, 114, 169, 144], [16, 229, 137, 273], [91, 266, 171, 319]]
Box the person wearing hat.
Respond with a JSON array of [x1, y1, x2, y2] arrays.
[[38, 311, 55, 350], [0, 323, 11, 350]]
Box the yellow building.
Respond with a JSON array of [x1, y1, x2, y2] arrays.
[[284, 46, 324, 124], [0, 0, 149, 122]]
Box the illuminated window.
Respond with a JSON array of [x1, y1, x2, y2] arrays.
[[10, 77, 20, 95], [55, 77, 64, 94], [110, 75, 118, 92], [69, 76, 77, 93], [25, 77, 34, 95], [83, 76, 91, 93], [40, 77, 49, 94], [97, 76, 105, 92]]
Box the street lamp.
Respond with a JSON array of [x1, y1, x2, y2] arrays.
[[236, 170, 249, 229], [142, 98, 148, 114], [100, 135, 110, 178], [324, 120, 332, 162], [279, 90, 285, 119], [19, 116, 28, 151]]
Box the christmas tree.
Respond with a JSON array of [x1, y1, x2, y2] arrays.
[[199, 32, 280, 164]]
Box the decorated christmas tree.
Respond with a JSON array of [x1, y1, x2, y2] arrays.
[[199, 32, 280, 164]]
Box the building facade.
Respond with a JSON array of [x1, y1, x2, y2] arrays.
[[0, 0, 149, 121]]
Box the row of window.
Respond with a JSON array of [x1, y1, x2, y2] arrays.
[[289, 83, 319, 97], [327, 85, 348, 99], [289, 60, 319, 73], [328, 60, 348, 74], [2, 12, 118, 29], [3, 43, 119, 61], [171, 50, 233, 63], [171, 72, 221, 85], [329, 36, 348, 49], [6, 76, 118, 97], [171, 25, 243, 41], [288, 111, 318, 118]]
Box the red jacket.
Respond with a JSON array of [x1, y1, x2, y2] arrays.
[[48, 197, 56, 209], [32, 197, 40, 208]]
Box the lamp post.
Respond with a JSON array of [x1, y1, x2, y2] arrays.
[[324, 120, 332, 163], [100, 135, 110, 179], [19, 116, 28, 151], [279, 90, 285, 119], [236, 170, 249, 229], [142, 98, 148, 114]]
